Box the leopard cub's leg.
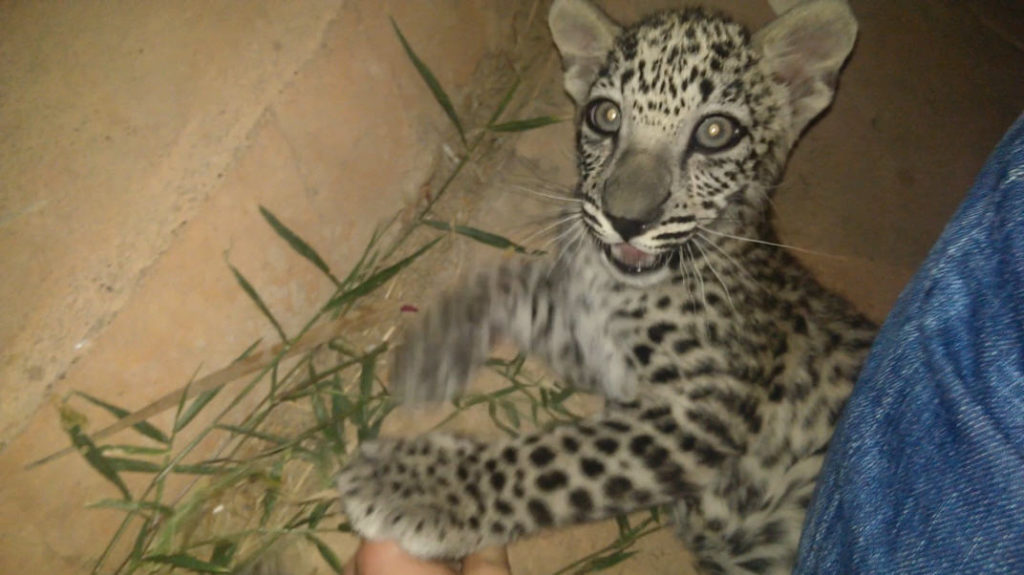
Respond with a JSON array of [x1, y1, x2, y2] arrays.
[[337, 398, 714, 559]]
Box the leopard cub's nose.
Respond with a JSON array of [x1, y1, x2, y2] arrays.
[[606, 214, 647, 241]]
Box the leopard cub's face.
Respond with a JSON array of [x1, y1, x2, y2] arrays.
[[572, 11, 790, 285]]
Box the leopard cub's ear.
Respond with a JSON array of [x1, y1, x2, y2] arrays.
[[548, 0, 621, 106], [753, 0, 858, 135]]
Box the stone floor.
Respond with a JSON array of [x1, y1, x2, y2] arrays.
[[1, 1, 1021, 573]]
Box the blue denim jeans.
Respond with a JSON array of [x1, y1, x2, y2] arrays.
[[795, 115, 1024, 573]]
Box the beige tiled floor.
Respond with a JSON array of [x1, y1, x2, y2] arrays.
[[1, 1, 1021, 573]]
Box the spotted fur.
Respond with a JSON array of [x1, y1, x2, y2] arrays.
[[337, 1, 873, 573]]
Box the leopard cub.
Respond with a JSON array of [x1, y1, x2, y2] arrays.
[[338, 1, 875, 573]]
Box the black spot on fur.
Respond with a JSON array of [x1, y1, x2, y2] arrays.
[[633, 344, 654, 366], [490, 471, 506, 491], [674, 339, 700, 354], [530, 445, 556, 467], [528, 499, 554, 526], [602, 420, 631, 432], [494, 499, 514, 515], [647, 322, 678, 343], [700, 78, 714, 102], [502, 446, 518, 464], [644, 446, 670, 468], [629, 434, 654, 456], [536, 470, 569, 491], [569, 488, 593, 513], [655, 419, 679, 434], [793, 315, 808, 335], [595, 437, 619, 455], [737, 558, 772, 573], [641, 406, 671, 420], [604, 476, 633, 498], [562, 436, 580, 453], [581, 457, 605, 477], [651, 365, 681, 383]]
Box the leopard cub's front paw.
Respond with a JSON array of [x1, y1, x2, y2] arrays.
[[336, 433, 497, 559]]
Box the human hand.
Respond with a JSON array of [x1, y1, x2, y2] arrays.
[[343, 539, 511, 575]]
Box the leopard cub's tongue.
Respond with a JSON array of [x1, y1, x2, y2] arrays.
[[611, 243, 658, 268]]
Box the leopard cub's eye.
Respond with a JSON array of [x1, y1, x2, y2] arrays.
[[693, 114, 743, 151], [584, 99, 622, 135]]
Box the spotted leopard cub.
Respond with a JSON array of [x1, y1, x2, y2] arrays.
[[338, 0, 875, 573]]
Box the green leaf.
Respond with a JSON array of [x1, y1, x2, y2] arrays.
[[259, 206, 339, 286], [306, 500, 333, 529], [65, 424, 132, 500], [209, 540, 237, 567], [107, 457, 222, 475], [499, 400, 521, 430], [360, 400, 395, 442], [87, 498, 174, 516], [487, 77, 520, 127], [130, 516, 154, 565], [261, 459, 283, 526], [174, 387, 220, 432], [233, 338, 263, 362], [583, 550, 638, 572], [214, 424, 290, 445], [488, 115, 563, 133], [325, 237, 441, 311], [307, 534, 345, 575], [228, 263, 288, 342], [100, 444, 171, 456], [423, 219, 543, 255], [391, 19, 466, 145], [615, 514, 631, 536], [358, 355, 376, 403], [142, 553, 230, 573], [73, 391, 169, 445]]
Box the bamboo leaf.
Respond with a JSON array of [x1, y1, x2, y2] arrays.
[[487, 77, 520, 127], [209, 540, 237, 567], [325, 237, 441, 311], [391, 19, 466, 145], [233, 338, 263, 362], [174, 388, 220, 432], [228, 263, 288, 342], [74, 391, 169, 445], [423, 219, 543, 255], [583, 550, 638, 572], [360, 400, 395, 442], [259, 206, 339, 286], [307, 534, 345, 575], [306, 500, 333, 529], [100, 444, 171, 457], [320, 389, 346, 455], [130, 516, 154, 565], [107, 457, 222, 475], [214, 424, 290, 445], [65, 424, 132, 500], [87, 498, 174, 516], [261, 459, 283, 527], [143, 553, 230, 573], [499, 400, 521, 430], [488, 115, 563, 133]]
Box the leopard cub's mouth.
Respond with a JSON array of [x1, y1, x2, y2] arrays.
[[603, 243, 670, 275]]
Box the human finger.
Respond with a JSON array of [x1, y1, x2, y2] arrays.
[[346, 539, 456, 575]]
